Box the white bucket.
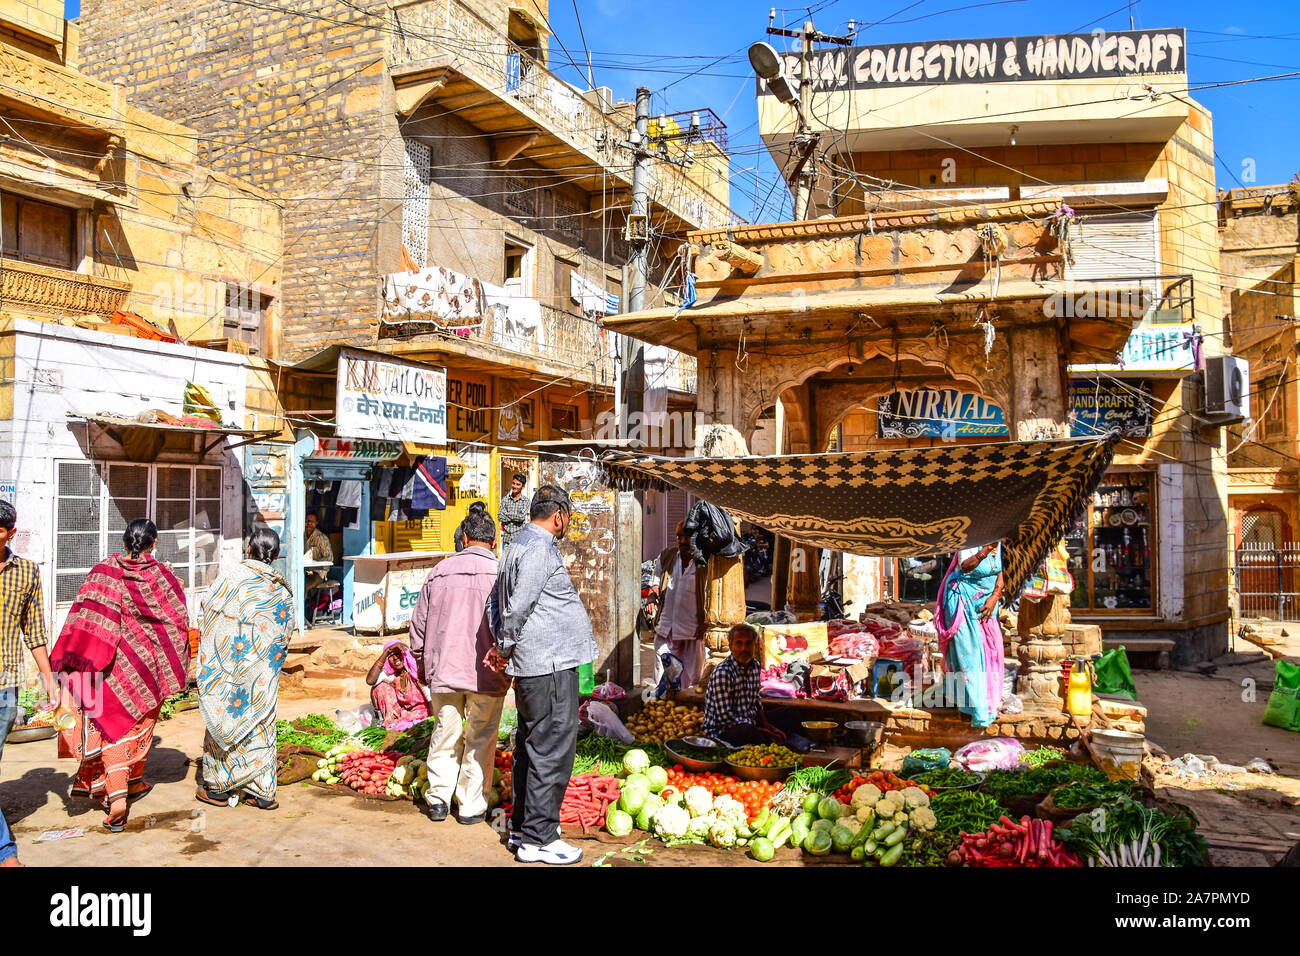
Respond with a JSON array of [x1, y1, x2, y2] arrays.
[[1091, 728, 1145, 781]]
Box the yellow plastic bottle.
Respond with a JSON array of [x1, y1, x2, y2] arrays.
[[1066, 657, 1093, 718]]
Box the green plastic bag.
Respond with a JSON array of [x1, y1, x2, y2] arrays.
[[1092, 647, 1137, 701], [901, 748, 951, 778], [1261, 660, 1300, 733]]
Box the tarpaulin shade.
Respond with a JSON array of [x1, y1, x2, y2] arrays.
[[602, 438, 1116, 594]]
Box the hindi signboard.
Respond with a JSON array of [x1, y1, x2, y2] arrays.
[[336, 349, 446, 445]]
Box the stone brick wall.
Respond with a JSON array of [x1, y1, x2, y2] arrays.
[[78, 0, 397, 359]]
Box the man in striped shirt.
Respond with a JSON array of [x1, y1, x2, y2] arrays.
[[0, 500, 55, 868]]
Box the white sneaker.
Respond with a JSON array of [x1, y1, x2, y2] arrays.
[[516, 839, 583, 865], [507, 829, 523, 851]]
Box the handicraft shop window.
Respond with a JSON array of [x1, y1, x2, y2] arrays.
[[1064, 471, 1155, 612]]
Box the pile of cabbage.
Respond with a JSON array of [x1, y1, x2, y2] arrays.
[[602, 749, 672, 838]]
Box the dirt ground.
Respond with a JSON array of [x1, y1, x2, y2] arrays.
[[2, 651, 1297, 867]]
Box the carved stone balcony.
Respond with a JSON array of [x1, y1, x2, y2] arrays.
[[0, 260, 131, 318]]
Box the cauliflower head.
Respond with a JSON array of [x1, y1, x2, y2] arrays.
[[652, 804, 690, 840], [850, 783, 882, 810], [686, 813, 716, 839], [908, 807, 937, 831], [712, 795, 748, 828], [902, 786, 930, 809], [708, 819, 737, 848], [855, 806, 876, 826], [838, 816, 863, 836], [877, 790, 905, 815], [684, 786, 715, 818]]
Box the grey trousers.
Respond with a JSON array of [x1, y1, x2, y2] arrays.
[[511, 668, 579, 847]]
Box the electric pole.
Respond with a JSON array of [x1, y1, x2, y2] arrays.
[[765, 15, 853, 220]]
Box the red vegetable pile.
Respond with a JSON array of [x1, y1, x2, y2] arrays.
[[339, 750, 402, 795], [953, 815, 1082, 868], [559, 773, 621, 832]]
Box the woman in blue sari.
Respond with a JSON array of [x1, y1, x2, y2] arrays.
[[934, 542, 1006, 728]]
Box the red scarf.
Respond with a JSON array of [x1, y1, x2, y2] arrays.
[[52, 554, 191, 742]]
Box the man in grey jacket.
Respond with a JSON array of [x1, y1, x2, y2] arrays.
[[487, 483, 595, 865]]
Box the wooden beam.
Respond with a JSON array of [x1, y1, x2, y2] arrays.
[[492, 132, 540, 166], [710, 239, 763, 276]]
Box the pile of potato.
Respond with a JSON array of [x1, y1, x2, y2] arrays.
[[625, 700, 705, 743]]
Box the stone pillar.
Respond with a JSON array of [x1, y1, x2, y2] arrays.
[[788, 542, 821, 622], [770, 535, 791, 612], [1016, 582, 1070, 714]]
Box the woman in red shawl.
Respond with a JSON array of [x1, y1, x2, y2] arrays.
[[51, 519, 191, 832]]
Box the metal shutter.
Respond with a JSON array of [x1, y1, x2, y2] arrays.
[[665, 489, 691, 534], [1066, 210, 1160, 303]]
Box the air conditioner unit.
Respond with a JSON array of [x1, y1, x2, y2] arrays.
[[1202, 355, 1250, 423], [583, 86, 614, 113]]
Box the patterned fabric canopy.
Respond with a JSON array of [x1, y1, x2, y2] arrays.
[[603, 439, 1116, 594]]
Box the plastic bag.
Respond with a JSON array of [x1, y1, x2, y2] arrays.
[[334, 706, 375, 734], [954, 737, 1026, 772], [1000, 693, 1024, 715], [582, 700, 634, 743], [647, 652, 684, 701], [1261, 659, 1300, 732], [1093, 646, 1138, 701], [593, 670, 626, 703], [901, 747, 951, 777]]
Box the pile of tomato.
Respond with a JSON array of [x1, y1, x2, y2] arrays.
[[832, 770, 932, 805], [662, 767, 782, 822]]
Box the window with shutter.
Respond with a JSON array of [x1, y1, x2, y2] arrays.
[[1066, 210, 1160, 307], [1, 193, 75, 269]]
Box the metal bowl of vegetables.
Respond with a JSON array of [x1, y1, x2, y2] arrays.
[[665, 737, 729, 773], [6, 724, 57, 744], [724, 744, 802, 782], [912, 768, 985, 792]]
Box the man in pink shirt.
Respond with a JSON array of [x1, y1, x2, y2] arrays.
[[408, 509, 509, 825]]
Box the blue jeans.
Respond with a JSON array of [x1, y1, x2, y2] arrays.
[[0, 687, 17, 863]]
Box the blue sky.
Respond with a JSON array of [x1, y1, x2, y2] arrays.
[[542, 0, 1300, 221]]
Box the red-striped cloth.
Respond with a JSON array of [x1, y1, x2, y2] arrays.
[[51, 555, 190, 743]]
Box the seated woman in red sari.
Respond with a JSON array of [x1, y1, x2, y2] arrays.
[[51, 519, 191, 832], [366, 641, 430, 730]]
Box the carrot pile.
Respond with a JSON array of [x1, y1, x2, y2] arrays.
[[559, 773, 621, 833], [953, 815, 1082, 867], [338, 750, 402, 795]]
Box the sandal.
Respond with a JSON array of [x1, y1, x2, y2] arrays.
[[103, 814, 128, 833], [195, 786, 234, 808], [241, 795, 279, 811], [127, 783, 154, 804]]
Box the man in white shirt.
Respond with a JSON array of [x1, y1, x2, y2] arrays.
[[652, 522, 706, 689]]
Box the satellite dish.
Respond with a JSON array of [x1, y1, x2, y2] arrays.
[[748, 42, 783, 80]]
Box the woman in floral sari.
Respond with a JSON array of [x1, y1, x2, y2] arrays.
[[934, 541, 1006, 729], [366, 641, 430, 730], [196, 528, 294, 810], [53, 519, 191, 832]]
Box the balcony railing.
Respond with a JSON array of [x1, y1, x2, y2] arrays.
[[0, 260, 131, 318], [388, 0, 734, 232], [380, 298, 616, 385]]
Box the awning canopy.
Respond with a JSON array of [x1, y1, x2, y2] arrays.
[[73, 413, 279, 462], [601, 438, 1116, 594]]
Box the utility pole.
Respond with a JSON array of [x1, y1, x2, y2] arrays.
[[621, 86, 652, 444], [764, 14, 852, 220]]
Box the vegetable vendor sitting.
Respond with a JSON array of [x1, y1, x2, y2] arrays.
[[366, 641, 431, 731], [703, 624, 799, 748]]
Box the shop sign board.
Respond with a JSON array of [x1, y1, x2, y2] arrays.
[[758, 29, 1186, 95], [1072, 324, 1199, 373], [877, 388, 1007, 438], [312, 437, 403, 461], [337, 349, 446, 445], [1068, 379, 1152, 438], [877, 384, 1153, 439]]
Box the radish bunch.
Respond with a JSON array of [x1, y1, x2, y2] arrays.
[[338, 749, 402, 795]]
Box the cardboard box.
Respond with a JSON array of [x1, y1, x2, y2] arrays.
[[761, 622, 828, 667]]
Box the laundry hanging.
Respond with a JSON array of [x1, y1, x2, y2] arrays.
[[382, 264, 484, 329], [483, 283, 547, 349], [335, 479, 363, 509], [411, 456, 448, 510], [601, 438, 1117, 595], [570, 272, 618, 316]]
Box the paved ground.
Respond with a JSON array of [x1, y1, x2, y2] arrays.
[[2, 654, 1296, 867]]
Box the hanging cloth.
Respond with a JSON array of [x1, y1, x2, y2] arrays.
[[411, 456, 448, 511], [335, 479, 363, 509]]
